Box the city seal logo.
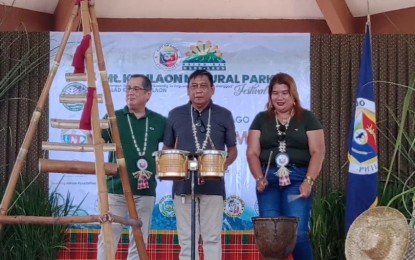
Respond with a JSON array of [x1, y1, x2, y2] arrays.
[[153, 44, 181, 70], [158, 195, 175, 218], [182, 40, 226, 71], [61, 82, 87, 111], [349, 98, 378, 175], [224, 195, 245, 217], [61, 129, 89, 144]]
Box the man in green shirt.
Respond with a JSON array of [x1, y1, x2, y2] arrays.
[[97, 74, 166, 260]]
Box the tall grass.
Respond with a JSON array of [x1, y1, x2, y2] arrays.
[[378, 78, 415, 224], [0, 32, 51, 100], [0, 173, 82, 259], [311, 191, 346, 260]]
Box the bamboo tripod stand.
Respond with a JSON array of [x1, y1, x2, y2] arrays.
[[0, 1, 149, 259]]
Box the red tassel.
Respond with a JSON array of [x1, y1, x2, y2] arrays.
[[79, 87, 95, 130], [72, 34, 91, 74]]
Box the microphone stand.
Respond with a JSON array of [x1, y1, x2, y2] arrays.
[[188, 156, 199, 260]]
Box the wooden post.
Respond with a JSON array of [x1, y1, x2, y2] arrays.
[[89, 4, 149, 260], [80, 1, 115, 259], [38, 159, 117, 175]]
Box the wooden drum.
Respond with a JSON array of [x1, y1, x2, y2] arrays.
[[198, 150, 227, 180], [153, 150, 190, 180], [252, 217, 298, 260]]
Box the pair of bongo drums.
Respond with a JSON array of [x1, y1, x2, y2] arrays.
[[152, 149, 227, 180]]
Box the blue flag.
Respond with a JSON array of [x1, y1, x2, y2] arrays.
[[345, 22, 378, 233]]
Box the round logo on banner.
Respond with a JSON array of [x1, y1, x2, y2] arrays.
[[224, 195, 245, 218], [61, 129, 89, 144], [158, 195, 175, 218], [153, 44, 181, 70], [61, 82, 87, 111]]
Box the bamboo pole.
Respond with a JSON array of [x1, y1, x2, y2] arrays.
[[59, 94, 103, 103], [42, 141, 116, 152], [0, 4, 80, 232], [50, 118, 109, 129], [89, 5, 149, 260], [39, 159, 117, 175], [0, 213, 142, 228], [81, 2, 115, 259], [65, 72, 88, 82]]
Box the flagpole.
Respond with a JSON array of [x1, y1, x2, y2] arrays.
[[366, 0, 371, 29], [366, 0, 371, 52], [366, 0, 370, 24], [345, 13, 378, 233], [366, 15, 371, 57]]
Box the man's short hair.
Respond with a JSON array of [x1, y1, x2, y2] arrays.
[[187, 69, 213, 88], [129, 74, 152, 91]]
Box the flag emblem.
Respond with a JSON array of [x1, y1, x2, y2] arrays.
[[349, 99, 377, 174]]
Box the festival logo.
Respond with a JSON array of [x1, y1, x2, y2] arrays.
[[153, 44, 181, 70], [182, 40, 226, 71], [349, 98, 378, 175], [224, 195, 245, 217], [61, 82, 87, 111], [61, 129, 89, 144], [158, 195, 175, 218]]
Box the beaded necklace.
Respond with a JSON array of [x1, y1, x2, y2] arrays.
[[190, 106, 211, 153], [274, 112, 293, 186], [127, 113, 152, 190], [127, 114, 148, 158], [275, 118, 289, 153]]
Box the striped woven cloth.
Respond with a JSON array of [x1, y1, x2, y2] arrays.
[[58, 229, 264, 260]]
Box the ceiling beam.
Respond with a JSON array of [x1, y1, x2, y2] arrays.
[[316, 0, 355, 33], [54, 0, 80, 31]]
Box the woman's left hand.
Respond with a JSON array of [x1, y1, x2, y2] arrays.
[[299, 181, 313, 198]]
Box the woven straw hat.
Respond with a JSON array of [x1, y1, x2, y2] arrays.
[[345, 206, 409, 260]]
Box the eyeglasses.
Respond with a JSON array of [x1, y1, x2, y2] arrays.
[[278, 124, 286, 142], [195, 115, 206, 133], [126, 86, 146, 92], [189, 84, 210, 92]]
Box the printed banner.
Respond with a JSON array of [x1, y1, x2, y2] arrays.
[[49, 32, 310, 230]]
